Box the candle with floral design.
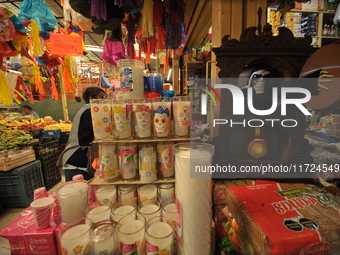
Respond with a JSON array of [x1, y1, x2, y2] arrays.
[[118, 143, 138, 182], [112, 99, 133, 139], [145, 216, 175, 255], [152, 97, 172, 138], [138, 143, 157, 183], [137, 184, 158, 204], [99, 143, 119, 180], [60, 217, 92, 255], [118, 185, 137, 207], [117, 213, 146, 255], [133, 98, 152, 138], [157, 142, 174, 180], [90, 99, 113, 141], [173, 96, 191, 137]]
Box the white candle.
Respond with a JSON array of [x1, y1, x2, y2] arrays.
[[173, 100, 191, 137], [61, 224, 91, 255], [99, 144, 119, 180], [87, 206, 111, 223], [138, 184, 158, 204], [95, 185, 117, 206], [157, 142, 175, 179], [112, 101, 132, 139], [138, 204, 161, 222], [90, 99, 112, 141], [174, 143, 214, 255], [158, 183, 175, 202], [118, 144, 138, 181], [91, 223, 117, 255], [118, 185, 137, 206], [162, 203, 176, 223], [118, 220, 145, 254], [111, 205, 135, 223], [133, 99, 152, 138], [57, 182, 89, 224], [138, 144, 157, 183], [152, 98, 172, 138], [146, 222, 173, 252]]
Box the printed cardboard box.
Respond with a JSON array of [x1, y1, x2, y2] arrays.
[[0, 209, 34, 255], [23, 222, 57, 255]]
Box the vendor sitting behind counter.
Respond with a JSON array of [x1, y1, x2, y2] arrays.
[[21, 105, 39, 118]]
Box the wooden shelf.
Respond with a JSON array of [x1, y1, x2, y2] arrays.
[[93, 135, 198, 143], [89, 175, 175, 185], [321, 36, 340, 39]]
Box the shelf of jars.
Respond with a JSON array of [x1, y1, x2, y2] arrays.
[[92, 135, 197, 143], [89, 175, 175, 185]]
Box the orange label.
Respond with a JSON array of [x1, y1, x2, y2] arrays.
[[49, 33, 83, 56]]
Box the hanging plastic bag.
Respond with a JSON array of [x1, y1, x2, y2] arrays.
[[18, 0, 58, 31]]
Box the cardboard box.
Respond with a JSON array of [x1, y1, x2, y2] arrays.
[[54, 225, 62, 255], [326, 123, 340, 130], [23, 222, 57, 255], [0, 209, 34, 255]]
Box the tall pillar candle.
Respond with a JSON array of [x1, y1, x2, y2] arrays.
[[152, 97, 172, 138], [138, 143, 157, 183], [99, 143, 119, 180], [90, 99, 112, 141], [133, 98, 152, 138], [173, 143, 214, 255], [173, 96, 191, 137], [118, 143, 138, 182], [157, 142, 175, 179], [112, 99, 133, 139]]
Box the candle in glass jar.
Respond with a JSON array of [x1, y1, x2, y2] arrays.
[[138, 204, 161, 222], [118, 214, 146, 255], [162, 202, 176, 223], [90, 99, 112, 141], [90, 220, 118, 255], [60, 224, 91, 255], [173, 97, 191, 137], [112, 99, 133, 139], [111, 204, 135, 223], [138, 184, 158, 204], [138, 143, 157, 183], [146, 222, 173, 251], [87, 206, 111, 223], [133, 99, 152, 138], [95, 185, 117, 206]]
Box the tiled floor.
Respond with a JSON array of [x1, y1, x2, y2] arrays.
[[0, 169, 66, 231]]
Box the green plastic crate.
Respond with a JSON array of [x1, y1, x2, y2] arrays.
[[0, 160, 44, 208]]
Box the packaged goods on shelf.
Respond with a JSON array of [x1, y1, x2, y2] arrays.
[[225, 181, 340, 255]]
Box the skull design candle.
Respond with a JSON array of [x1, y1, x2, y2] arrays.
[[112, 99, 133, 139], [133, 98, 152, 138], [173, 96, 191, 137], [152, 97, 172, 138]]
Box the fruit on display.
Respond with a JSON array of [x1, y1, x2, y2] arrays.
[[43, 123, 72, 132], [0, 126, 35, 152]]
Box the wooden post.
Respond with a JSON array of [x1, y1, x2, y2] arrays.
[[172, 50, 180, 95], [58, 66, 69, 121]]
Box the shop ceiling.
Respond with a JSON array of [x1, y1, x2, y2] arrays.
[[0, 0, 211, 63]]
